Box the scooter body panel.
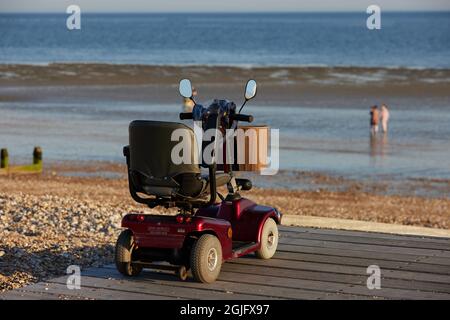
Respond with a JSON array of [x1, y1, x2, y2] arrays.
[[122, 214, 233, 259], [121, 196, 281, 262], [197, 197, 282, 246]]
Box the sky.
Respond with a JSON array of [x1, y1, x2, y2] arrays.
[[1, 0, 450, 13]]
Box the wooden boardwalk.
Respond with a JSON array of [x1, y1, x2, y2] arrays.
[[2, 226, 450, 300]]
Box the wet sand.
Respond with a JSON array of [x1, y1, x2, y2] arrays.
[[1, 63, 450, 107]]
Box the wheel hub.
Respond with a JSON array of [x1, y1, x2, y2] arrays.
[[207, 248, 218, 271], [267, 231, 275, 248]]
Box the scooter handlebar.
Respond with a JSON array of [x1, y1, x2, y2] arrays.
[[180, 112, 253, 122], [179, 112, 193, 120], [231, 113, 253, 123]]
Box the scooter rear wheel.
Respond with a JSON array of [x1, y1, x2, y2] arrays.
[[256, 218, 279, 259], [115, 229, 143, 276], [190, 234, 222, 283], [177, 265, 188, 281]]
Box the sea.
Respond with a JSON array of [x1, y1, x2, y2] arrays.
[[1, 12, 450, 187], [0, 12, 449, 67]]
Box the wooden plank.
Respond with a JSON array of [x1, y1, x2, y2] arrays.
[[102, 262, 450, 294], [229, 257, 450, 284], [273, 251, 450, 275], [78, 267, 361, 300], [277, 244, 450, 266], [280, 226, 450, 245], [418, 255, 450, 266], [90, 264, 450, 300], [51, 270, 285, 300], [320, 293, 384, 300], [217, 270, 450, 300], [93, 264, 367, 299], [0, 290, 62, 300], [80, 268, 307, 299], [277, 243, 423, 263], [222, 263, 450, 294], [22, 281, 177, 300], [281, 229, 450, 251], [278, 237, 450, 258]]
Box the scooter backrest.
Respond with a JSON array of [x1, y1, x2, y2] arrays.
[[129, 120, 200, 182]]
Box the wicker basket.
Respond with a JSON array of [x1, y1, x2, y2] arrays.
[[236, 125, 269, 172]]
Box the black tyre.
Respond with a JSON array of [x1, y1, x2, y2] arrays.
[[256, 218, 279, 259], [190, 234, 222, 283], [115, 229, 143, 276]]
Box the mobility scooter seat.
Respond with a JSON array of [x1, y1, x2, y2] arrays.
[[128, 120, 231, 199]]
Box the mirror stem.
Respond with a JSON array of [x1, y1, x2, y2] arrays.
[[238, 99, 247, 114]]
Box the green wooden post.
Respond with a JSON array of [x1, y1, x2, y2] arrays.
[[33, 146, 42, 167], [1, 148, 8, 169]]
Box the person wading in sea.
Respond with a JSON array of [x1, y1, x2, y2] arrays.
[[380, 104, 390, 133], [370, 105, 379, 135]]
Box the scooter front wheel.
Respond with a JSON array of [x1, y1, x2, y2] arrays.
[[190, 234, 222, 283], [115, 229, 143, 276], [256, 218, 279, 259]]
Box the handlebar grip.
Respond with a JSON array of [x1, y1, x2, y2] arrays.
[[179, 112, 193, 120], [231, 114, 253, 123]]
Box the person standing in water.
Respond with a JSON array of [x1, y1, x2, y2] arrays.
[[380, 104, 390, 133], [370, 105, 379, 135]]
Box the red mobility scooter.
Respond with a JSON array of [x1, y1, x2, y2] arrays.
[[115, 79, 281, 283]]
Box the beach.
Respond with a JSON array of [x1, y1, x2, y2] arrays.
[[1, 12, 450, 294], [1, 62, 450, 292], [1, 163, 450, 291]]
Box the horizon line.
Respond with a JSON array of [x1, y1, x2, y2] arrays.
[[1, 10, 449, 14]]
